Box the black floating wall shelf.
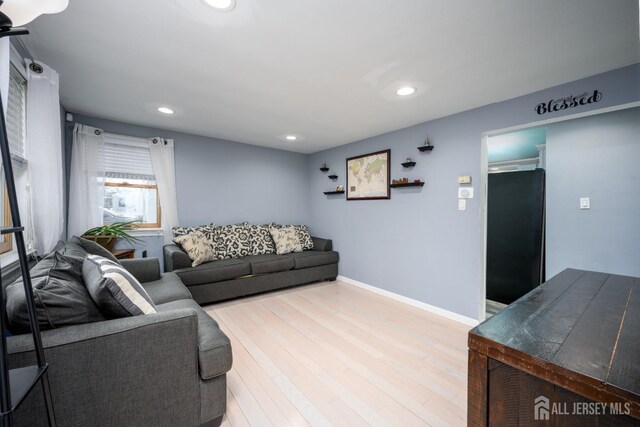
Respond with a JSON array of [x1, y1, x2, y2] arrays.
[[328, 174, 338, 180], [390, 182, 425, 188], [323, 191, 345, 195], [418, 145, 434, 152], [320, 167, 329, 172], [401, 161, 416, 168]]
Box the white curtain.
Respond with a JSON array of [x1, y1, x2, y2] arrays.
[[148, 137, 179, 242], [68, 124, 105, 238], [0, 39, 9, 111], [25, 60, 64, 254]]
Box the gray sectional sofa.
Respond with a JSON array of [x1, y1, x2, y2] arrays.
[[6, 252, 231, 427], [164, 236, 339, 304]]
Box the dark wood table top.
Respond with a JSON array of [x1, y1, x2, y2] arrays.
[[469, 268, 640, 417]]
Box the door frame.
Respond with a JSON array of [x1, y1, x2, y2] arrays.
[[477, 101, 640, 321]]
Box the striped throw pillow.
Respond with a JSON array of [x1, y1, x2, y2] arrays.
[[82, 255, 157, 318]]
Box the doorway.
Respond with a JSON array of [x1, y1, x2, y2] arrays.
[[485, 127, 546, 317]]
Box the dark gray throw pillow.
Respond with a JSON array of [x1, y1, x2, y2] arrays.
[[6, 251, 105, 334], [71, 236, 121, 265], [83, 255, 157, 318]]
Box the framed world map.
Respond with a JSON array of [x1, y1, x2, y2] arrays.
[[346, 149, 390, 200]]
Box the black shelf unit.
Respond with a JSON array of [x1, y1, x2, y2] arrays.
[[323, 191, 345, 195], [0, 27, 56, 427], [418, 145, 434, 152], [401, 161, 416, 168], [328, 174, 338, 180], [319, 167, 329, 172], [390, 182, 425, 188]]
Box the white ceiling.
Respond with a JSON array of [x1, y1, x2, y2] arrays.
[[23, 0, 639, 154]]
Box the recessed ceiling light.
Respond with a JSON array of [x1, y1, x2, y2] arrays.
[[157, 107, 174, 115], [396, 86, 416, 96], [204, 0, 236, 11], [285, 135, 297, 141]]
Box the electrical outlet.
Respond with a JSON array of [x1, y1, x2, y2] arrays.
[[580, 197, 590, 209], [458, 199, 467, 211]]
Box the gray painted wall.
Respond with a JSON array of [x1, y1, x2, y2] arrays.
[[65, 114, 311, 268], [546, 107, 640, 277], [308, 63, 640, 320]]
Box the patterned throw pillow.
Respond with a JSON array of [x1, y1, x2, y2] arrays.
[[215, 223, 251, 259], [82, 255, 157, 318], [292, 225, 314, 251], [269, 225, 303, 255], [173, 232, 217, 267], [248, 224, 276, 255], [172, 224, 216, 248]]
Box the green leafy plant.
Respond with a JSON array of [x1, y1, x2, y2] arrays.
[[82, 221, 143, 248]]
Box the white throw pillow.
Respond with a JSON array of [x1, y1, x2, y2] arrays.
[[269, 225, 303, 255], [173, 231, 217, 267]]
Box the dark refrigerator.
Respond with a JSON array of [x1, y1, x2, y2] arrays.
[[486, 169, 545, 305]]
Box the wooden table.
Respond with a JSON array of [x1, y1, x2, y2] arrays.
[[468, 268, 640, 426], [112, 248, 135, 259]]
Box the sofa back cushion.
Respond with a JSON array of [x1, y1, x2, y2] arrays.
[[70, 235, 121, 264], [215, 223, 251, 259], [248, 224, 276, 255], [173, 231, 217, 267], [6, 251, 105, 333], [83, 255, 157, 318], [269, 225, 303, 255]]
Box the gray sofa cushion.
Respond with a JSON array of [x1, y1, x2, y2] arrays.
[[283, 251, 340, 269], [53, 240, 88, 264], [83, 255, 157, 318], [6, 251, 105, 333], [244, 254, 295, 275], [70, 236, 121, 264], [156, 299, 232, 380], [175, 258, 251, 286], [142, 272, 192, 305]]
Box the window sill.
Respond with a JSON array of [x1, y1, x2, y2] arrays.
[[129, 228, 163, 237], [0, 250, 36, 270]]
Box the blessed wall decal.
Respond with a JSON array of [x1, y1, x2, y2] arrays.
[[535, 90, 602, 115]]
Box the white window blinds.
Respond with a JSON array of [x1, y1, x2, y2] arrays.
[[5, 65, 27, 162], [103, 135, 155, 180]]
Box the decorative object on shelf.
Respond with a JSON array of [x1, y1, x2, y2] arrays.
[[328, 174, 338, 180], [391, 180, 425, 188], [336, 185, 344, 192], [319, 163, 329, 172], [392, 178, 409, 185], [401, 157, 416, 168], [346, 149, 390, 201], [418, 136, 434, 152], [82, 221, 142, 252]]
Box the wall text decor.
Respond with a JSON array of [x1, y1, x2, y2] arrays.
[[535, 90, 602, 115]]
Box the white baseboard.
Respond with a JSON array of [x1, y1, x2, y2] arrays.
[[336, 275, 479, 327]]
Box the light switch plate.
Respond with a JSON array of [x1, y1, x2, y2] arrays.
[[458, 176, 472, 184], [458, 187, 474, 199], [458, 199, 467, 211], [580, 197, 590, 209]]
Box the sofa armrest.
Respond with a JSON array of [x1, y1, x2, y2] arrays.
[[311, 236, 333, 251], [7, 310, 202, 427], [120, 257, 161, 283], [164, 244, 192, 272]]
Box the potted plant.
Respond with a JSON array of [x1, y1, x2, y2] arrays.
[[82, 221, 142, 252]]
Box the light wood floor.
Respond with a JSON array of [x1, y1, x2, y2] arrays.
[[203, 280, 471, 427]]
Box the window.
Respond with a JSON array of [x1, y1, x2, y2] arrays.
[[102, 135, 161, 228], [0, 64, 28, 255]]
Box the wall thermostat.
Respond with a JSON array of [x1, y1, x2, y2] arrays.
[[458, 187, 474, 199]]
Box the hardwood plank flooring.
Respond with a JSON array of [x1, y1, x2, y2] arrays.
[[204, 280, 471, 426]]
